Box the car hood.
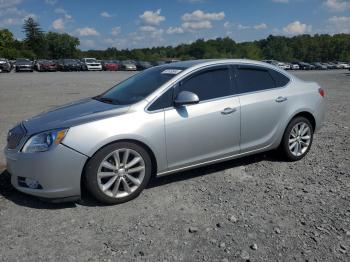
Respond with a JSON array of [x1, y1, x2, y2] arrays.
[[23, 98, 130, 134]]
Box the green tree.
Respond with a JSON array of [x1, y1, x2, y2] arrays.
[[45, 32, 80, 59], [22, 17, 45, 57]]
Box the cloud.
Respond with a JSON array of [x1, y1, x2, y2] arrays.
[[100, 11, 112, 18], [237, 24, 250, 30], [139, 9, 165, 25], [76, 27, 100, 36], [139, 25, 158, 32], [326, 16, 350, 33], [272, 0, 289, 3], [283, 21, 312, 34], [182, 20, 212, 30], [0, 7, 36, 27], [52, 18, 64, 30], [111, 26, 121, 36], [51, 8, 72, 30], [254, 23, 268, 30], [224, 21, 267, 30], [181, 10, 225, 21], [54, 8, 72, 20], [166, 26, 185, 34], [323, 0, 350, 12]]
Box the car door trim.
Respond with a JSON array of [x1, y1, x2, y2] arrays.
[[145, 62, 292, 114]]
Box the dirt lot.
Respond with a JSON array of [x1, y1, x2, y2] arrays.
[[0, 70, 349, 261]]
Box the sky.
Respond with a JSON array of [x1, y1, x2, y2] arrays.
[[0, 0, 349, 50]]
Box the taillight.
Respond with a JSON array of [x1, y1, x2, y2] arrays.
[[318, 88, 325, 98]]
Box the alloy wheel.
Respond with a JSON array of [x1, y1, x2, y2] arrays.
[[97, 148, 145, 198], [288, 122, 311, 157]]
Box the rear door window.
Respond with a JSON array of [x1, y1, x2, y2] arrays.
[[236, 65, 275, 94]]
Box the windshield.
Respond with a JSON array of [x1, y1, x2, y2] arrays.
[[86, 58, 97, 63], [16, 58, 30, 63], [95, 66, 184, 105]]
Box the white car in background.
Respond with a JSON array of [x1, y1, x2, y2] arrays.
[[81, 58, 102, 71], [277, 62, 290, 70], [291, 63, 300, 70], [337, 62, 350, 69]]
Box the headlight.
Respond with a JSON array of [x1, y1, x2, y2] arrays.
[[22, 129, 68, 153]]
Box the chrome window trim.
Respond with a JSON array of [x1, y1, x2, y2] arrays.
[[145, 62, 293, 114]]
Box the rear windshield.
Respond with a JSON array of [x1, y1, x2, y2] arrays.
[[95, 66, 184, 105]]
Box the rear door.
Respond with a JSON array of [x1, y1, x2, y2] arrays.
[[234, 64, 290, 152], [164, 66, 241, 170]]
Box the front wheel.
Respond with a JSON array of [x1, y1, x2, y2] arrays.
[[85, 142, 152, 204], [280, 117, 314, 161]]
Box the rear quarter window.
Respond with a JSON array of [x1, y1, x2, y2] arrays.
[[269, 69, 290, 87]]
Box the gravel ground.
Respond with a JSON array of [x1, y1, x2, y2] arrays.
[[0, 70, 349, 261]]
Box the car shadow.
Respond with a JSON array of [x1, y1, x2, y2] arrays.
[[0, 150, 283, 209]]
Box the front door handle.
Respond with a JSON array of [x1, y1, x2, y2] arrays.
[[275, 96, 288, 103], [221, 107, 237, 115]]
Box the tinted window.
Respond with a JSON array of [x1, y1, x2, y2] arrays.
[[179, 67, 232, 101], [269, 69, 290, 87], [236, 66, 275, 93], [148, 88, 174, 111]]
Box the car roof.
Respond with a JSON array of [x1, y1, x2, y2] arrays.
[[161, 59, 284, 70]]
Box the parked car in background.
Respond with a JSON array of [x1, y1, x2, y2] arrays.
[[136, 61, 153, 70], [277, 62, 290, 70], [81, 58, 102, 71], [121, 60, 137, 71], [336, 62, 350, 69], [321, 62, 335, 70], [0, 58, 11, 72], [73, 59, 83, 71], [102, 60, 120, 71], [328, 62, 340, 69], [34, 60, 58, 72], [294, 62, 314, 70], [15, 58, 33, 72], [152, 61, 166, 66], [57, 59, 81, 71], [290, 63, 300, 70], [311, 62, 327, 70], [5, 59, 326, 204]]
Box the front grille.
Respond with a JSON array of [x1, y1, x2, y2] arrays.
[[7, 124, 26, 149]]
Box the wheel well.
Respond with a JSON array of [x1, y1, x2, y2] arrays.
[[292, 111, 316, 131], [80, 139, 158, 188]]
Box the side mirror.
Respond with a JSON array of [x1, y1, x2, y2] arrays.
[[174, 91, 199, 106]]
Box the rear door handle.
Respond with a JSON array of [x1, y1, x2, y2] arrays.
[[275, 96, 288, 103], [221, 107, 237, 115]]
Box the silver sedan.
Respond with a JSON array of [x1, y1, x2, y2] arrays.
[[5, 59, 326, 204]]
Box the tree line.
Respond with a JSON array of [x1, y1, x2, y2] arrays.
[[1, 17, 350, 62]]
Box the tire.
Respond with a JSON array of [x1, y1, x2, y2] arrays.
[[85, 142, 152, 204], [280, 117, 314, 161]]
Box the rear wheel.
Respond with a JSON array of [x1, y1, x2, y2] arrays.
[[280, 117, 313, 161], [85, 142, 152, 204]]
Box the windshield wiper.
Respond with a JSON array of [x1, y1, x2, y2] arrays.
[[93, 96, 120, 105]]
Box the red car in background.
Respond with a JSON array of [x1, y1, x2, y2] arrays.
[[34, 60, 58, 72], [102, 60, 120, 71]]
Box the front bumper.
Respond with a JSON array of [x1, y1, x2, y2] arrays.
[[86, 65, 102, 71], [5, 144, 88, 199], [16, 66, 32, 71]]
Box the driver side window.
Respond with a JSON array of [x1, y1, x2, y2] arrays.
[[178, 67, 233, 101]]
